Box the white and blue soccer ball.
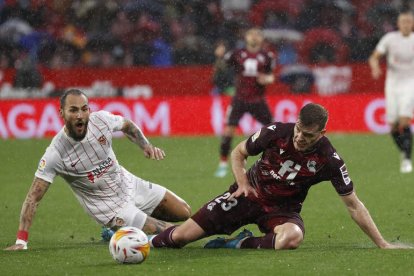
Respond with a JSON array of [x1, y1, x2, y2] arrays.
[[109, 226, 150, 264]]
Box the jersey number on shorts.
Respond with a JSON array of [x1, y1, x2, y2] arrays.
[[207, 192, 238, 211]]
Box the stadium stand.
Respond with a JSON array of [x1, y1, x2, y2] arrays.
[[0, 0, 409, 70]]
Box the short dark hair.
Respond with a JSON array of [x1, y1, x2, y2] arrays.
[[299, 103, 328, 131], [60, 89, 87, 109]]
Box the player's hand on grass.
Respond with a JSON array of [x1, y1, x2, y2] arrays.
[[4, 243, 27, 251], [381, 242, 413, 249], [143, 144, 166, 160]]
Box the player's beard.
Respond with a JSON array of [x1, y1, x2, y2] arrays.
[[66, 119, 89, 141]]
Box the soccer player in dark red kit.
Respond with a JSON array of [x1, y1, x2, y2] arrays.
[[214, 27, 276, 178], [150, 103, 410, 250]]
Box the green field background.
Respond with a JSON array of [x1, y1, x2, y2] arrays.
[[1, 135, 413, 275]]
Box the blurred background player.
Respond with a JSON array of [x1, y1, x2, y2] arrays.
[[369, 10, 414, 173], [5, 89, 191, 250], [214, 27, 276, 178]]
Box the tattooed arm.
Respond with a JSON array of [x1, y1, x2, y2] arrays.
[[5, 177, 50, 250], [142, 216, 174, 235], [121, 119, 166, 160]]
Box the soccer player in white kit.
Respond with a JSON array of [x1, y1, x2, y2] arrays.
[[5, 89, 191, 250], [369, 10, 414, 173]]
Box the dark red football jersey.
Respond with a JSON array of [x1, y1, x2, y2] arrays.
[[244, 122, 354, 213], [224, 48, 275, 102]]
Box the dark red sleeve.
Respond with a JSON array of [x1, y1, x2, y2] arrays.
[[224, 50, 235, 66], [264, 51, 275, 73], [327, 152, 354, 196], [245, 123, 278, 156]]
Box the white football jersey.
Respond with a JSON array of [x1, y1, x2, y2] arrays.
[[376, 31, 414, 80], [35, 110, 135, 225]]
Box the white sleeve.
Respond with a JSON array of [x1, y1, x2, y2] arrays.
[[34, 146, 60, 184], [375, 33, 391, 55], [95, 110, 125, 132]]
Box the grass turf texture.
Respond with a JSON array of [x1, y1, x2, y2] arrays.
[[0, 134, 413, 275]]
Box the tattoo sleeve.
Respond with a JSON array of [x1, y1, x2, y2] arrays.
[[19, 177, 50, 231], [122, 119, 149, 149], [142, 217, 173, 234]]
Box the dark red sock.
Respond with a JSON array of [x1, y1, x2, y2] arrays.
[[151, 226, 182, 248], [240, 233, 276, 249]]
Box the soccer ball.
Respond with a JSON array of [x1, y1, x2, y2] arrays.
[[109, 226, 150, 264]]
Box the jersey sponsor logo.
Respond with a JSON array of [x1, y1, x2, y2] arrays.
[[267, 125, 276, 131], [307, 160, 317, 173], [333, 152, 340, 160], [87, 157, 114, 183], [98, 135, 107, 145], [251, 129, 261, 142], [339, 164, 351, 185], [38, 158, 46, 171], [269, 160, 301, 182]]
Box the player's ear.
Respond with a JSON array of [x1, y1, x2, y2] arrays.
[[320, 129, 326, 136], [59, 108, 64, 118]]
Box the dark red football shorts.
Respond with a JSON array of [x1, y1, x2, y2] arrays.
[[226, 98, 272, 126], [191, 184, 305, 236]]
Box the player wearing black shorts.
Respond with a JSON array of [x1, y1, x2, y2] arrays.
[[150, 103, 408, 250], [214, 27, 275, 178]]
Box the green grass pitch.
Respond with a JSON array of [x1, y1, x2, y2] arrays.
[[1, 134, 413, 275]]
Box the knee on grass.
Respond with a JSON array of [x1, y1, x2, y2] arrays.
[[274, 225, 303, 250]]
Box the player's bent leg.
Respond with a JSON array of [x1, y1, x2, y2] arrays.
[[171, 218, 206, 246], [150, 218, 206, 248], [151, 190, 191, 222], [273, 223, 304, 250]]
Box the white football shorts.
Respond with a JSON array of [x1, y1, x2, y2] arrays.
[[385, 78, 414, 123], [109, 174, 166, 230]]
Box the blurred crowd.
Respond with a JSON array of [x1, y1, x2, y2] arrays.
[[0, 0, 412, 71]]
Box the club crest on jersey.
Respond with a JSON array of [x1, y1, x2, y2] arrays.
[[251, 129, 261, 142], [98, 135, 107, 145], [38, 158, 46, 172], [307, 160, 317, 173]]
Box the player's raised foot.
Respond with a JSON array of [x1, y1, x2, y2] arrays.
[[400, 159, 413, 173], [214, 162, 228, 178], [101, 227, 115, 242], [204, 229, 253, 249]]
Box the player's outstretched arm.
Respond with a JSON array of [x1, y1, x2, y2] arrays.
[[341, 192, 411, 249], [121, 119, 165, 160], [5, 177, 50, 251]]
